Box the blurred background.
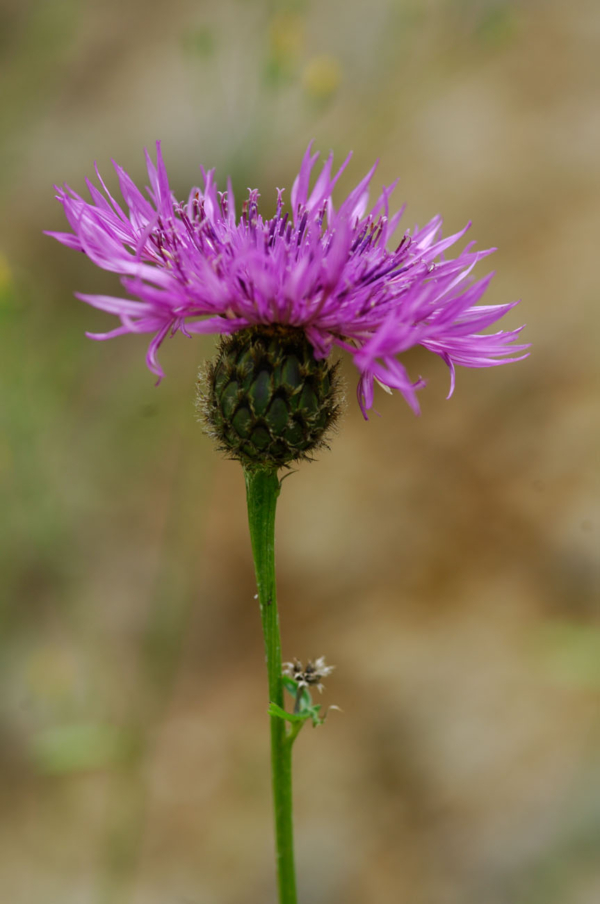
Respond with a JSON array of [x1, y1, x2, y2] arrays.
[[1, 0, 599, 902]]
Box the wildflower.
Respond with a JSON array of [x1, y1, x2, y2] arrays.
[[47, 142, 527, 425], [47, 145, 528, 899]]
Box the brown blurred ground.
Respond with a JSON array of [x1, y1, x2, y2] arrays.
[[1, 1, 599, 903]]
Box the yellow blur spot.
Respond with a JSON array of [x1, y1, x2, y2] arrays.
[[302, 55, 342, 101], [269, 12, 304, 62]]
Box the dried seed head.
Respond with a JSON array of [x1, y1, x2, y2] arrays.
[[283, 656, 336, 694]]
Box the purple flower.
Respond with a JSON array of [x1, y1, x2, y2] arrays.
[[47, 142, 528, 416]]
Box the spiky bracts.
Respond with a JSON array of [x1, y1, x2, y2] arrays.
[[199, 327, 341, 468]]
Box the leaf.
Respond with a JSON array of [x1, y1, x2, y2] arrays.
[[268, 703, 311, 724], [282, 677, 311, 708], [282, 676, 299, 695]]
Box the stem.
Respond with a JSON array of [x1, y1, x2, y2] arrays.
[[244, 467, 297, 904]]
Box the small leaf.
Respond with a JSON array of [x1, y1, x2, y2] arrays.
[[309, 704, 342, 728], [282, 676, 299, 695], [268, 703, 310, 724], [283, 677, 311, 708]]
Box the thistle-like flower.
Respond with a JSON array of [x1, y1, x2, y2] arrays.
[[46, 143, 528, 899], [47, 142, 528, 464]]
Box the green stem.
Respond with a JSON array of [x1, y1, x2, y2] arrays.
[[244, 466, 297, 904]]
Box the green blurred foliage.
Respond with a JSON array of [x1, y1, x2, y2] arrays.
[[182, 26, 217, 59], [32, 722, 135, 774], [537, 622, 600, 690]]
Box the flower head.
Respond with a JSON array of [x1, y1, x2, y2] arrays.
[[47, 142, 528, 416], [283, 657, 335, 694]]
